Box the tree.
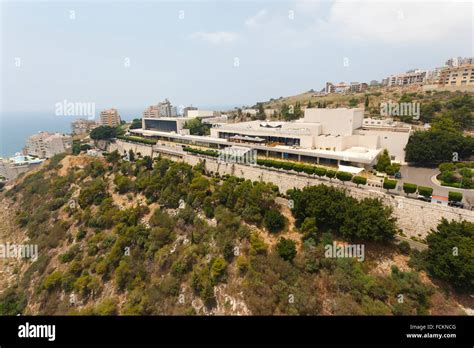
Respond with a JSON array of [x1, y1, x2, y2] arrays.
[[183, 118, 211, 136], [402, 183, 417, 196], [352, 176, 367, 187], [364, 95, 369, 108], [349, 98, 358, 108], [405, 120, 473, 165], [263, 209, 285, 233], [448, 191, 463, 202], [256, 103, 266, 120], [90, 126, 117, 140], [336, 171, 353, 184], [376, 149, 391, 172], [426, 219, 474, 292], [314, 167, 327, 177], [383, 179, 397, 192], [105, 150, 121, 164], [130, 118, 142, 130], [300, 217, 318, 241], [340, 198, 396, 242], [326, 170, 336, 181], [210, 257, 228, 283], [114, 175, 133, 194], [276, 238, 297, 261], [128, 149, 135, 162], [418, 186, 433, 198]]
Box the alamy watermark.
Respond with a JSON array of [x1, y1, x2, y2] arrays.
[[55, 100, 96, 120], [380, 100, 420, 120], [0, 243, 38, 261], [324, 242, 365, 262], [218, 148, 257, 166]]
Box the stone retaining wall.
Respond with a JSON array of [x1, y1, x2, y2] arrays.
[[110, 140, 474, 239]]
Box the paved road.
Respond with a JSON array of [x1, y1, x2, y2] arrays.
[[398, 165, 474, 205]]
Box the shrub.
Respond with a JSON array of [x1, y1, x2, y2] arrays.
[[326, 170, 336, 180], [336, 171, 353, 183], [210, 257, 228, 283], [398, 241, 411, 255], [448, 191, 463, 202], [426, 219, 474, 292], [263, 209, 285, 233], [418, 186, 433, 198], [352, 176, 367, 187], [275, 237, 297, 261], [314, 167, 327, 177], [383, 179, 397, 192], [402, 183, 417, 195]]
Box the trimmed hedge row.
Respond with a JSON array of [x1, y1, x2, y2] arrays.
[[256, 159, 367, 186], [183, 146, 219, 157], [117, 135, 156, 145]]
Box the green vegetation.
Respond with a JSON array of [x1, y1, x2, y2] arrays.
[[263, 209, 285, 233], [417, 186, 433, 198], [448, 191, 463, 202], [437, 162, 473, 189], [402, 183, 417, 196], [183, 146, 219, 157], [336, 171, 353, 184], [288, 185, 396, 242], [90, 126, 117, 140], [352, 176, 367, 187], [129, 118, 142, 130], [1, 149, 465, 315], [117, 135, 156, 145], [383, 179, 397, 192], [425, 219, 474, 292], [405, 117, 474, 165], [183, 118, 211, 136], [275, 238, 297, 261]]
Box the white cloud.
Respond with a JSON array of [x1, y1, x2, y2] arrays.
[[245, 9, 268, 28], [317, 0, 472, 43], [189, 31, 239, 45]]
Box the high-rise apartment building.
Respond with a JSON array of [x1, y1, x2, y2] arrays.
[[25, 132, 72, 159], [100, 108, 121, 127]]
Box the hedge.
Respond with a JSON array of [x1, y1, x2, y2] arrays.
[[183, 146, 219, 157], [326, 170, 337, 180], [116, 135, 156, 145], [352, 176, 367, 187], [418, 186, 433, 198], [336, 171, 353, 183], [383, 179, 397, 191], [256, 158, 327, 176], [402, 183, 417, 195], [448, 191, 463, 202]]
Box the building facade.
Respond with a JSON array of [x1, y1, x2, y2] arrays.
[[71, 119, 98, 135], [100, 108, 121, 127], [25, 132, 72, 159], [0, 155, 44, 180]]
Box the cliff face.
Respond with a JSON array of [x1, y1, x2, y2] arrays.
[[0, 153, 466, 316]]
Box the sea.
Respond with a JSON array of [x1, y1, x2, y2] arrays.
[[0, 110, 140, 158], [0, 105, 237, 158]]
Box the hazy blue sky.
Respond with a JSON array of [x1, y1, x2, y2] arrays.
[[1, 0, 473, 113]]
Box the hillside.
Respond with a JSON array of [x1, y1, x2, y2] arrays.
[[255, 87, 474, 125], [0, 153, 471, 316]]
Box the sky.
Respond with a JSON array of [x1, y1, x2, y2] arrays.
[[0, 0, 473, 114]]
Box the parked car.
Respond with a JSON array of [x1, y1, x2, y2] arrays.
[[417, 195, 431, 202], [448, 201, 464, 208], [394, 172, 402, 179]]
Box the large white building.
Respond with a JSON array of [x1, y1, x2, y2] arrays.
[[132, 108, 411, 168], [25, 132, 72, 159]]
